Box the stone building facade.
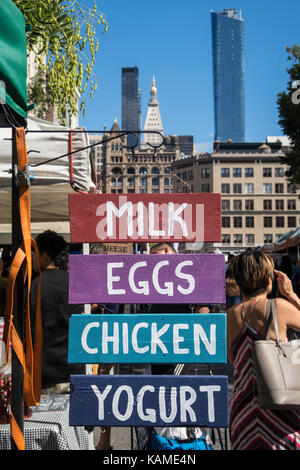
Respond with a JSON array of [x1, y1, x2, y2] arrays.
[[100, 119, 180, 194], [173, 139, 299, 253]]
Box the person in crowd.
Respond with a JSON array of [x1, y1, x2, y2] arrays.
[[147, 243, 212, 373], [226, 268, 241, 307], [146, 243, 192, 375], [1, 248, 11, 278], [88, 242, 123, 450], [225, 255, 241, 307], [30, 230, 85, 395], [280, 255, 300, 297], [225, 253, 235, 273], [227, 248, 300, 450]]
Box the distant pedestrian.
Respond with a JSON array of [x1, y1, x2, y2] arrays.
[[30, 230, 85, 394]]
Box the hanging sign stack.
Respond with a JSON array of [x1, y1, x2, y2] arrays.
[[67, 193, 228, 429]]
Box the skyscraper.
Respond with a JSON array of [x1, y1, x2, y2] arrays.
[[121, 67, 141, 147], [211, 9, 245, 142]]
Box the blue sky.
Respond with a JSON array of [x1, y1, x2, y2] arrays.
[[79, 0, 300, 152]]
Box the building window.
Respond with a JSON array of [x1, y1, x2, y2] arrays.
[[233, 168, 242, 177], [288, 216, 296, 227], [275, 167, 284, 177], [152, 189, 159, 193], [245, 168, 254, 177], [222, 217, 230, 228], [264, 234, 273, 243], [140, 177, 147, 186], [233, 234, 242, 244], [245, 183, 254, 194], [275, 200, 284, 210], [222, 200, 230, 211], [234, 217, 242, 228], [233, 183, 242, 194], [245, 199, 254, 210], [263, 168, 272, 177], [276, 216, 284, 228], [127, 177, 134, 186], [221, 168, 230, 178], [263, 183, 272, 194], [233, 200, 242, 210], [151, 167, 159, 175], [152, 177, 159, 186], [201, 184, 210, 192], [263, 200, 272, 210], [139, 167, 147, 175], [287, 199, 296, 210], [201, 168, 210, 179], [246, 234, 254, 244], [264, 217, 273, 228], [222, 234, 231, 244], [221, 184, 230, 194], [275, 183, 284, 193], [182, 172, 187, 181], [139, 189, 147, 193], [245, 216, 254, 228], [188, 170, 193, 180], [164, 177, 169, 185]]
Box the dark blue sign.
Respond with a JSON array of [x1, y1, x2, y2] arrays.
[[69, 374, 228, 428]]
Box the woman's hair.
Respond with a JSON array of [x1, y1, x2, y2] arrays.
[[232, 249, 274, 297]]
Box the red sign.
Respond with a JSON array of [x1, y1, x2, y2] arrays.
[[68, 193, 221, 243]]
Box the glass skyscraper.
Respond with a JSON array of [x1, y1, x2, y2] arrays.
[[121, 67, 141, 147], [211, 9, 245, 142]]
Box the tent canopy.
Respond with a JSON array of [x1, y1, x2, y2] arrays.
[[0, 0, 27, 118], [0, 115, 95, 243], [261, 227, 300, 253]]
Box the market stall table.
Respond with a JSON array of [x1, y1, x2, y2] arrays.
[[0, 394, 91, 450]]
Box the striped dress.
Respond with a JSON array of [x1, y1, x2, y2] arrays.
[[229, 324, 300, 450]]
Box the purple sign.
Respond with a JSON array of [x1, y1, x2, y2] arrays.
[[68, 254, 225, 304]]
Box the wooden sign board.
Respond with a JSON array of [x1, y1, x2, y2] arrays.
[[95, 243, 133, 254], [68, 254, 225, 304], [69, 375, 228, 428], [68, 314, 227, 364], [68, 193, 221, 243]]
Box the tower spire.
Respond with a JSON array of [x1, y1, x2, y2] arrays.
[[142, 75, 164, 147]]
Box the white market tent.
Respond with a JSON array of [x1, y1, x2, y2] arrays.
[[0, 115, 96, 244], [261, 227, 300, 258]]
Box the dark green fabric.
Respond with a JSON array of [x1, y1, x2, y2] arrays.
[[0, 0, 27, 118]]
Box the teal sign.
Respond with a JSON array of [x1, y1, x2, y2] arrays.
[[68, 314, 227, 364]]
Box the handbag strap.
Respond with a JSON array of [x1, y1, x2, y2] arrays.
[[265, 299, 280, 343]]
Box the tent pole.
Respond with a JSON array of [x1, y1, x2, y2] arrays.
[[10, 127, 24, 449]]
